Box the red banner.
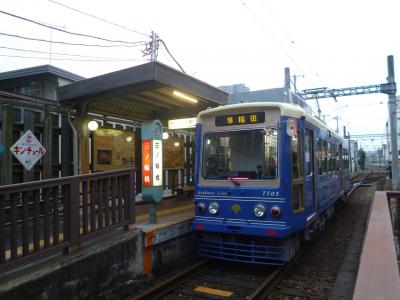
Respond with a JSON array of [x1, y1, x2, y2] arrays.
[[142, 140, 152, 187]]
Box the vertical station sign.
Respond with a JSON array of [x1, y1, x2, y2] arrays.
[[141, 120, 163, 204], [142, 140, 152, 187]]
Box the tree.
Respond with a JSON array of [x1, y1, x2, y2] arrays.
[[358, 148, 366, 170]]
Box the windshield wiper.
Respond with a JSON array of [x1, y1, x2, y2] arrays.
[[229, 176, 241, 186]]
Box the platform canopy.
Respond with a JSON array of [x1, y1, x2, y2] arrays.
[[57, 62, 228, 122]]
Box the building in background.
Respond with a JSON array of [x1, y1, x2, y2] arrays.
[[228, 87, 313, 115], [0, 65, 84, 100], [218, 83, 250, 95]]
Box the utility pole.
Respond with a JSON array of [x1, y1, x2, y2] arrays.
[[291, 74, 304, 92], [150, 31, 159, 62], [333, 116, 339, 134], [387, 55, 398, 188], [284, 67, 292, 103]]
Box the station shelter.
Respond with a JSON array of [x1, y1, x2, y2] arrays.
[[0, 62, 228, 198]]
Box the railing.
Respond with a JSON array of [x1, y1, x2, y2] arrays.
[[0, 169, 135, 266]]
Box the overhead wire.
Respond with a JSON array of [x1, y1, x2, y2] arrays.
[[158, 39, 185, 73], [0, 32, 146, 48], [240, 0, 316, 88], [0, 10, 146, 45], [0, 45, 143, 60], [48, 0, 149, 38], [0, 54, 147, 62]]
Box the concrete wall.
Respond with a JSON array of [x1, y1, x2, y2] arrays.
[[0, 220, 196, 300]]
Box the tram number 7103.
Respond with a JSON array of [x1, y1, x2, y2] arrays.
[[262, 191, 280, 197]]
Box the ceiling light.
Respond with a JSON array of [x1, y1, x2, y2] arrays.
[[88, 120, 99, 131], [173, 90, 198, 103]]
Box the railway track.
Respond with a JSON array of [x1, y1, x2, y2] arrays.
[[130, 172, 387, 300], [131, 258, 297, 300]]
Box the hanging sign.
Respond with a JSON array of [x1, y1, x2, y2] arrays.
[[10, 130, 46, 171]]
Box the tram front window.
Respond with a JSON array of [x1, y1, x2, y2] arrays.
[[202, 128, 278, 180]]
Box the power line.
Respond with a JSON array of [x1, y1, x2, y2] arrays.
[[159, 39, 185, 73], [49, 0, 149, 38], [0, 10, 146, 46], [0, 54, 147, 62], [0, 32, 146, 48], [0, 45, 142, 60], [240, 0, 317, 88]]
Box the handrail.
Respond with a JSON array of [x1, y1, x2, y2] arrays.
[[0, 169, 135, 267]]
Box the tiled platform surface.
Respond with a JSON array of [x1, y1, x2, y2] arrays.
[[353, 191, 400, 300]]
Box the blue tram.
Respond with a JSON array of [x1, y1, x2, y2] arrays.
[[192, 102, 350, 265]]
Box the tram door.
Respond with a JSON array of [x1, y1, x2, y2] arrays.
[[304, 129, 316, 214]]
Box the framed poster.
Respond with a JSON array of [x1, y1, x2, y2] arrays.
[[163, 136, 184, 169], [93, 128, 135, 172]]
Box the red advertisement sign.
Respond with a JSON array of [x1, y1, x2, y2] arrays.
[[142, 140, 152, 187]]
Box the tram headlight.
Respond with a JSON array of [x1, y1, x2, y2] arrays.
[[254, 204, 266, 218], [271, 206, 281, 218], [208, 202, 219, 215], [197, 203, 206, 213]]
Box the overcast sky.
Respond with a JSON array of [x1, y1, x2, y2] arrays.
[[0, 0, 399, 149]]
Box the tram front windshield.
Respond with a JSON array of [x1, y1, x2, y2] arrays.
[[202, 128, 278, 180]]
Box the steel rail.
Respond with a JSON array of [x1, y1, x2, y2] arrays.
[[131, 259, 208, 300]]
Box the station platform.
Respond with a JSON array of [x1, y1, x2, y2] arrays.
[[353, 191, 400, 300], [0, 196, 196, 299]]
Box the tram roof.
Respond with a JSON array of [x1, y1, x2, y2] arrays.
[[197, 102, 344, 141], [57, 62, 228, 122]]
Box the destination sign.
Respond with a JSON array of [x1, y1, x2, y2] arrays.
[[215, 112, 265, 126]]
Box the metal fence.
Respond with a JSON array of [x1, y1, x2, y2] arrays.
[[0, 169, 135, 266]]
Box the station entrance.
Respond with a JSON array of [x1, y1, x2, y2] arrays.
[[1, 61, 227, 196]]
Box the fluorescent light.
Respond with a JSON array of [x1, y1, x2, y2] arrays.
[[162, 132, 169, 140], [173, 90, 198, 103]]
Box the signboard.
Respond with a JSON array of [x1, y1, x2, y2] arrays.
[[168, 117, 197, 129], [215, 112, 265, 127], [142, 139, 152, 187], [10, 130, 46, 171], [93, 128, 135, 172], [141, 119, 163, 205], [152, 140, 163, 186]]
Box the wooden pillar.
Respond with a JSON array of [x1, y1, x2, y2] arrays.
[[76, 102, 90, 175], [78, 117, 90, 174], [23, 109, 35, 182], [43, 111, 53, 179], [135, 127, 142, 194], [61, 114, 73, 177], [1, 105, 13, 185]]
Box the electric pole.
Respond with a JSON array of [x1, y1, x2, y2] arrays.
[[387, 55, 398, 188], [284, 67, 292, 103], [150, 31, 159, 62]]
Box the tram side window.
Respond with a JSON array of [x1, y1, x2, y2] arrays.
[[323, 140, 328, 173], [305, 130, 312, 176], [343, 149, 349, 170], [327, 142, 332, 172], [329, 143, 337, 172], [318, 139, 323, 175]]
